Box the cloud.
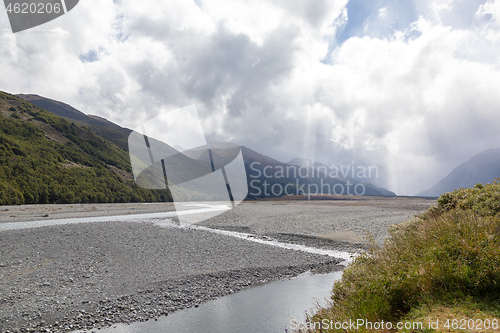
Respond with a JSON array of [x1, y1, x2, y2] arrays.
[[322, 13, 500, 194], [1, 0, 500, 195], [477, 0, 500, 23]]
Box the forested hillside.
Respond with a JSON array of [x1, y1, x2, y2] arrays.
[[0, 91, 171, 205], [17, 94, 132, 151]]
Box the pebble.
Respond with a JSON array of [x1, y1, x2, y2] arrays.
[[0, 218, 341, 332]]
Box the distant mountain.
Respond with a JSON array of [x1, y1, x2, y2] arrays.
[[16, 94, 131, 151], [288, 157, 326, 170], [289, 157, 390, 190], [243, 147, 396, 198], [287, 156, 394, 197], [0, 91, 170, 205], [4, 91, 396, 204], [419, 149, 500, 197]]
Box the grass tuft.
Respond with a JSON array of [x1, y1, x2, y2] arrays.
[[304, 181, 500, 332]]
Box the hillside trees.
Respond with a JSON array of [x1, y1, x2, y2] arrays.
[[0, 92, 171, 205]]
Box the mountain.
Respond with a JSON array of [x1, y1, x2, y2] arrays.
[[0, 91, 170, 205], [16, 94, 131, 151], [243, 147, 396, 198], [3, 91, 396, 204], [287, 156, 395, 197], [419, 149, 500, 197], [288, 157, 326, 170]]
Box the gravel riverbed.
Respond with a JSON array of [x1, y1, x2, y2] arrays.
[[0, 220, 340, 332], [199, 197, 435, 251], [0, 198, 435, 333]]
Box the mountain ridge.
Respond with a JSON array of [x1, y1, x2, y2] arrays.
[[242, 146, 396, 198], [16, 94, 131, 151], [3, 91, 396, 203], [419, 148, 500, 197], [0, 91, 170, 205]]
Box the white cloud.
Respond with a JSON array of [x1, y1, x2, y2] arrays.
[[320, 15, 500, 194], [0, 0, 500, 195], [477, 0, 500, 20], [378, 7, 388, 19]]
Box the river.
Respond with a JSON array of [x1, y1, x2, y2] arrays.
[[74, 270, 343, 333]]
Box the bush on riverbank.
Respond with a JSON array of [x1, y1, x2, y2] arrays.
[[305, 181, 500, 332]]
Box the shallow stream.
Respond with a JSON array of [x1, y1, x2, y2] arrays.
[[75, 270, 343, 333]]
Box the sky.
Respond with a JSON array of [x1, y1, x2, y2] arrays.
[[1, 0, 500, 195]]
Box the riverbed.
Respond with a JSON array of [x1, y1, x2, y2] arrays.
[[73, 271, 343, 333], [0, 197, 435, 332]]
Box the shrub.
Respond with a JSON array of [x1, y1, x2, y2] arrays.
[[308, 182, 500, 332], [424, 180, 500, 218]]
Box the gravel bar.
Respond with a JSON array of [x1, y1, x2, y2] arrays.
[[0, 198, 435, 332], [0, 220, 340, 333], [199, 197, 436, 251]]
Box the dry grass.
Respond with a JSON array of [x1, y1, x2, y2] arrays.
[[303, 182, 500, 332]]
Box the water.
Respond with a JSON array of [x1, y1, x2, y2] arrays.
[[75, 271, 343, 333], [0, 203, 230, 232], [4, 204, 350, 333], [0, 205, 355, 261]]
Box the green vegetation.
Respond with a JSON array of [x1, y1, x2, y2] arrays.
[[0, 91, 171, 205], [306, 181, 500, 332], [425, 182, 500, 218]]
